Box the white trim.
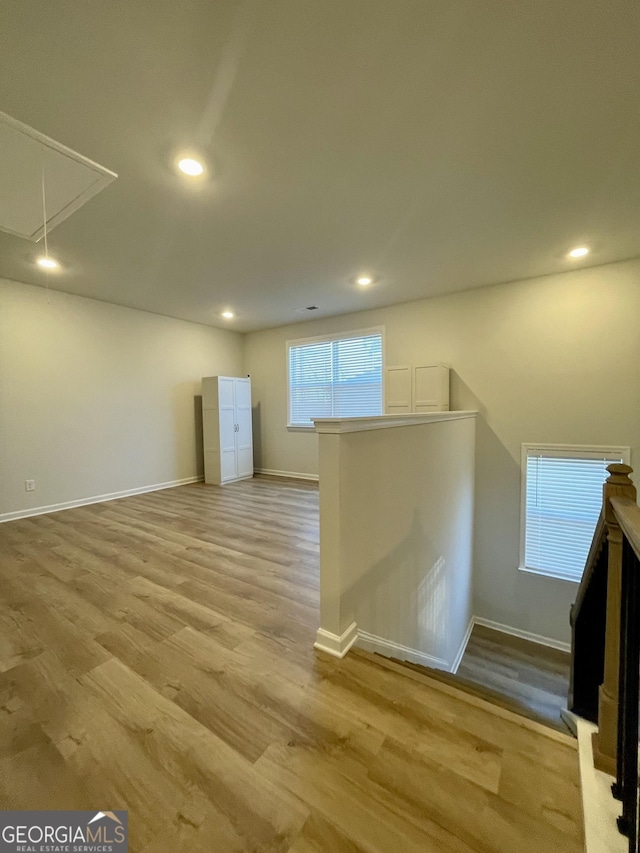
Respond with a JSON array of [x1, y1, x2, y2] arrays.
[[521, 443, 632, 459], [287, 325, 385, 348], [255, 468, 319, 482], [311, 615, 568, 670], [313, 410, 477, 434], [353, 616, 567, 674], [576, 717, 626, 853], [356, 630, 449, 671], [0, 476, 202, 523], [560, 708, 579, 738], [314, 622, 358, 658], [518, 564, 580, 584], [472, 616, 571, 653], [450, 618, 474, 674]]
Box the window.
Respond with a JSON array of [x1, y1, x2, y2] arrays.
[[520, 444, 631, 583], [287, 328, 383, 427]]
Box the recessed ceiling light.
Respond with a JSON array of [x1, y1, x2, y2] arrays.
[[356, 275, 373, 286], [178, 157, 204, 177], [568, 246, 589, 258], [221, 310, 234, 319], [36, 256, 59, 270]]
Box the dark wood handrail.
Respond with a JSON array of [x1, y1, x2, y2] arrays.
[[571, 511, 607, 618], [568, 512, 608, 721], [611, 496, 640, 562]]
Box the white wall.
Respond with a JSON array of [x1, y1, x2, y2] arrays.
[[245, 258, 640, 644], [315, 414, 476, 671], [0, 279, 244, 518]]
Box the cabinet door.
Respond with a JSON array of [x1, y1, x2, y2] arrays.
[[385, 365, 411, 413], [218, 378, 238, 481], [414, 365, 449, 412], [235, 379, 253, 478]]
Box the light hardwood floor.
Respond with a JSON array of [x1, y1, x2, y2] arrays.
[[0, 477, 584, 852]]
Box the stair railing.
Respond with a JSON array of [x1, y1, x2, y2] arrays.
[[576, 463, 640, 852], [568, 510, 608, 722], [591, 464, 637, 775], [609, 491, 640, 851]]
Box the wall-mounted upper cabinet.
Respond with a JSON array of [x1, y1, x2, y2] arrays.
[[384, 365, 411, 414], [413, 364, 449, 413], [384, 364, 449, 413]]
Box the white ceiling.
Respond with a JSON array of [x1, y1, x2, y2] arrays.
[[0, 111, 117, 241], [1, 0, 639, 332]]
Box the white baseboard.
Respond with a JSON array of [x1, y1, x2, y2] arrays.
[[472, 616, 571, 653], [0, 476, 203, 524], [356, 615, 569, 676], [450, 617, 475, 674], [314, 622, 358, 658], [255, 468, 319, 482], [356, 630, 449, 671], [330, 616, 571, 673]]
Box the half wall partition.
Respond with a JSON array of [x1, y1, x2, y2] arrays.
[[313, 411, 477, 672]]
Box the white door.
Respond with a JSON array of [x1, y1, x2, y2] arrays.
[[235, 378, 253, 478], [218, 378, 238, 481]]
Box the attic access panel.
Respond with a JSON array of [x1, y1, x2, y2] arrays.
[[0, 111, 117, 242]]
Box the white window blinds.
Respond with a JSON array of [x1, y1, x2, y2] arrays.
[[522, 447, 628, 583], [288, 330, 383, 426]]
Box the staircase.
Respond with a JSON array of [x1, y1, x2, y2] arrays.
[[351, 647, 575, 742], [359, 644, 572, 734]]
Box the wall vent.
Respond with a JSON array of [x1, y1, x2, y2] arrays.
[[0, 111, 117, 242]]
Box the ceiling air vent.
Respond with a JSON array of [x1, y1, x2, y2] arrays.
[[0, 111, 117, 242]]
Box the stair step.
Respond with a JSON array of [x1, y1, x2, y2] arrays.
[[353, 649, 574, 738], [397, 658, 558, 725]]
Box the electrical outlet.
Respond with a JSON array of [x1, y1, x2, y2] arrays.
[[25, 479, 35, 492]]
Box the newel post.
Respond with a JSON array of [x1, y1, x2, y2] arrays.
[[592, 463, 636, 775]]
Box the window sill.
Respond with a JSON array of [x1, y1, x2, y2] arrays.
[[287, 424, 315, 432], [518, 564, 580, 584]]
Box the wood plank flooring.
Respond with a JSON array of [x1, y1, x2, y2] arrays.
[[0, 477, 584, 852], [457, 624, 571, 732]]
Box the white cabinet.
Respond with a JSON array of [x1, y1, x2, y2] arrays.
[[384, 363, 450, 413], [384, 365, 412, 414], [202, 376, 253, 485], [413, 364, 449, 412]]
